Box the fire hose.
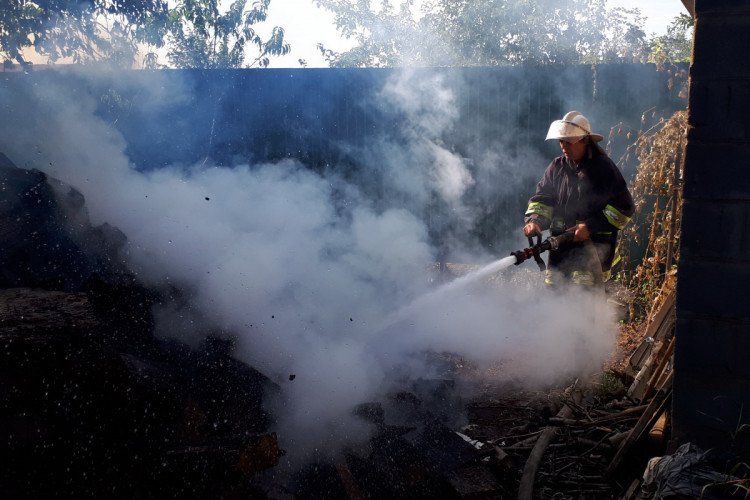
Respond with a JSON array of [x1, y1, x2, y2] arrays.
[[510, 231, 576, 271]]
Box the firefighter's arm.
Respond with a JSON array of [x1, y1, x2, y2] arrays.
[[585, 176, 634, 234], [524, 163, 556, 232]]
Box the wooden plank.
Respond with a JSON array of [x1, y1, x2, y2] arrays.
[[627, 291, 676, 400], [628, 339, 664, 400], [642, 338, 675, 402], [517, 388, 582, 500], [647, 290, 676, 342], [620, 478, 642, 500], [607, 372, 673, 478], [627, 290, 675, 374]]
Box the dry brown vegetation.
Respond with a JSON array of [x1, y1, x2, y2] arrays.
[[601, 109, 686, 380], [614, 109, 687, 322]]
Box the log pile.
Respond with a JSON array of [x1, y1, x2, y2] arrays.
[[456, 288, 678, 499], [320, 280, 681, 500]]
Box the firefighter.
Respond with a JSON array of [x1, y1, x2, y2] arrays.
[[523, 111, 634, 287]]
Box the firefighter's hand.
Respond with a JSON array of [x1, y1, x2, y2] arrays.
[[523, 222, 541, 237], [573, 223, 590, 242]]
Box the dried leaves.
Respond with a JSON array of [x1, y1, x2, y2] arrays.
[[617, 110, 687, 321]]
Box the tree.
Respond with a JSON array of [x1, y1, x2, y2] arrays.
[[315, 0, 650, 67], [577, 2, 648, 63], [315, 0, 422, 67], [0, 0, 169, 66], [0, 0, 290, 69], [166, 0, 290, 69], [649, 13, 693, 65]]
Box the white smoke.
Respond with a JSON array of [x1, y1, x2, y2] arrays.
[[376, 70, 475, 209], [0, 67, 617, 460], [381, 69, 459, 137]]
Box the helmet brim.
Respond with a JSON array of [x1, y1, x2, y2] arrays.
[[545, 120, 604, 142]]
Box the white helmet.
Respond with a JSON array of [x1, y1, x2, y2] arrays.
[[545, 111, 604, 143]]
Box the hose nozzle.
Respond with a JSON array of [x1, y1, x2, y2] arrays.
[[510, 231, 575, 269]]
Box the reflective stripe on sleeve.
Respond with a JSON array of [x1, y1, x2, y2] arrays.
[[525, 202, 553, 220], [603, 204, 631, 230]]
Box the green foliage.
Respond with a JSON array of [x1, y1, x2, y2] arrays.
[[594, 372, 626, 399], [166, 0, 290, 69], [0, 0, 289, 69], [423, 0, 648, 65], [315, 0, 421, 67], [315, 0, 651, 67], [649, 13, 693, 65], [0, 0, 170, 66]]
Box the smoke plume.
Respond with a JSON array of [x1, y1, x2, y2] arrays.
[[0, 67, 618, 460]]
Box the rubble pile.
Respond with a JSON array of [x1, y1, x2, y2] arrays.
[[0, 154, 281, 496], [0, 153, 126, 291]]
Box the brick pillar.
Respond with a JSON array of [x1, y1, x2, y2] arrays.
[[674, 0, 750, 452]]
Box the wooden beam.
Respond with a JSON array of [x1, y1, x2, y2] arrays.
[[681, 0, 696, 18]]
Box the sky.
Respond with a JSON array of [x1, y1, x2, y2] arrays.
[[265, 0, 691, 68]]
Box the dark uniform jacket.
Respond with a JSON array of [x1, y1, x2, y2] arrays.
[[524, 148, 634, 281]]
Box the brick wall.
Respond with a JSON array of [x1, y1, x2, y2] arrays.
[[674, 0, 750, 452]]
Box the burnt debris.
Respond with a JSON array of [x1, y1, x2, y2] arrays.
[[0, 152, 502, 498], [0, 154, 281, 496], [0, 152, 132, 291], [1, 151, 709, 498]]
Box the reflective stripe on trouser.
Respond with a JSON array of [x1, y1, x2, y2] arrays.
[[544, 269, 562, 286], [571, 270, 596, 286], [544, 269, 597, 286]]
